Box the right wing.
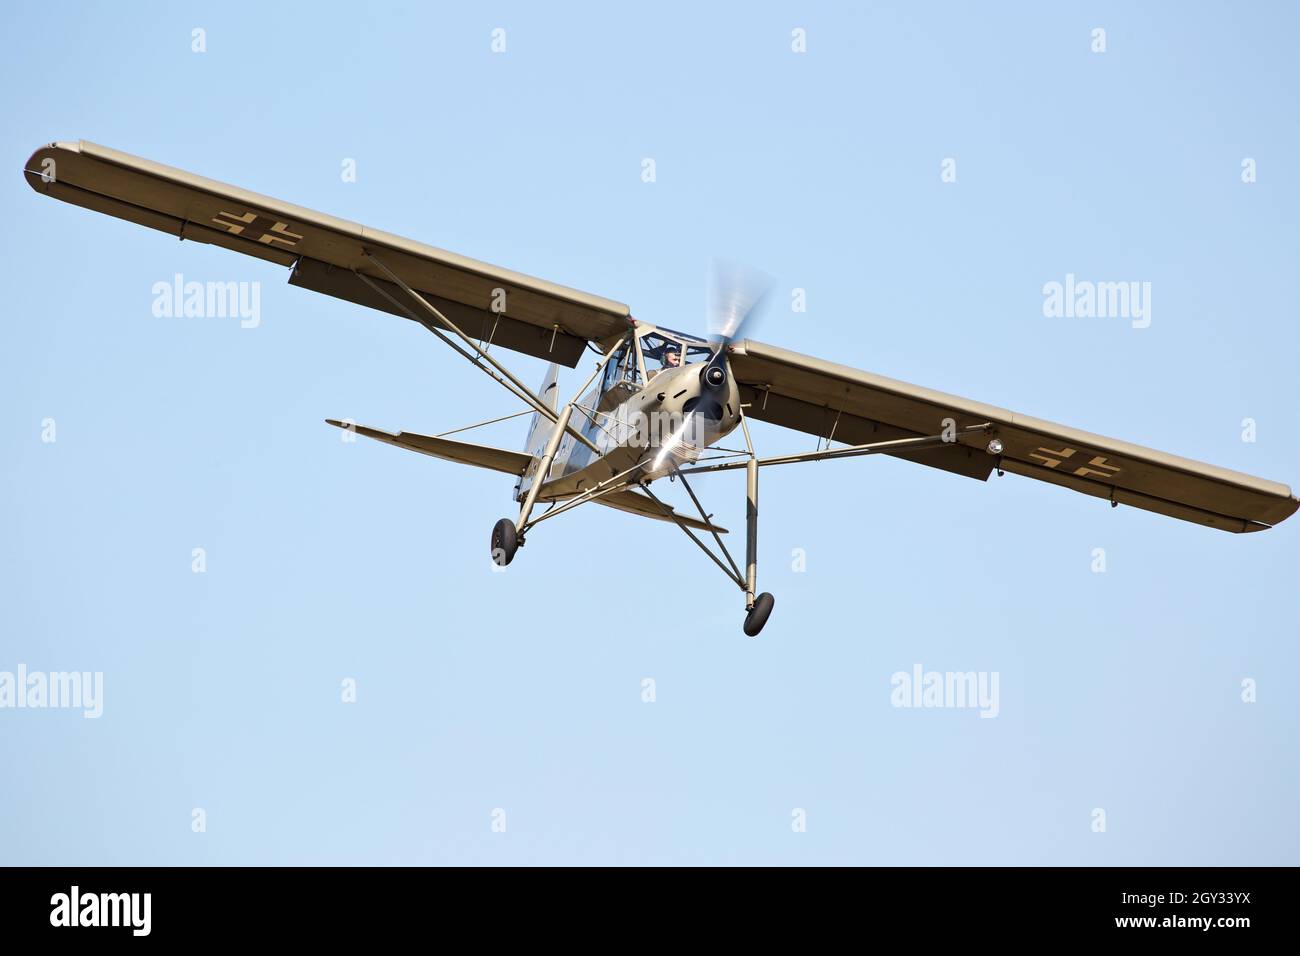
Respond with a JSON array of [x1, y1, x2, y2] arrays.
[[730, 339, 1297, 533], [24, 140, 631, 366]]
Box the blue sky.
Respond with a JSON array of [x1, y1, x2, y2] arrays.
[[2, 2, 1297, 865]]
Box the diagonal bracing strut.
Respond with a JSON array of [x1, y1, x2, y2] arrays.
[[638, 479, 747, 591], [358, 251, 604, 456]]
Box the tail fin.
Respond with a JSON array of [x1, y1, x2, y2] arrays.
[[521, 363, 560, 456], [515, 363, 561, 500]]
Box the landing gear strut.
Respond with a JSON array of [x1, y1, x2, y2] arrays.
[[640, 430, 779, 636], [741, 457, 774, 636]]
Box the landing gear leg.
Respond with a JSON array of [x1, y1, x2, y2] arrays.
[[494, 403, 574, 566], [743, 457, 775, 636], [516, 404, 574, 536], [644, 450, 773, 637]]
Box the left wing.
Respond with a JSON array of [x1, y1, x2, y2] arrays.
[[24, 140, 631, 366], [729, 339, 1297, 533]]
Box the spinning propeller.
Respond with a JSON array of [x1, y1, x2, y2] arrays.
[[656, 260, 774, 467], [707, 258, 774, 350], [697, 259, 773, 409]]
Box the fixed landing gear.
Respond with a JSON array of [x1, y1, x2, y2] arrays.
[[490, 518, 518, 566], [739, 459, 774, 637], [491, 414, 780, 635], [744, 592, 775, 637]]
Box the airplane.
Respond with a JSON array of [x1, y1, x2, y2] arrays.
[[24, 140, 1298, 636]]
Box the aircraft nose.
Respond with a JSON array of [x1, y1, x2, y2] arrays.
[[701, 350, 729, 393], [686, 361, 727, 422]]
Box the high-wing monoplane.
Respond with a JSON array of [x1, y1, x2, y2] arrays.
[[25, 141, 1297, 635]]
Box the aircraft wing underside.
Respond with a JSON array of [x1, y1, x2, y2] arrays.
[[25, 141, 630, 366], [730, 340, 1297, 532]]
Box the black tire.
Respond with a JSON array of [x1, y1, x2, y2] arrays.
[[743, 592, 775, 637], [490, 518, 518, 567]]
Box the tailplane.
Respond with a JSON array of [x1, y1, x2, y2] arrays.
[[324, 420, 531, 476]]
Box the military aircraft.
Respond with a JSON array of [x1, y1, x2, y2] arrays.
[[24, 141, 1298, 636]]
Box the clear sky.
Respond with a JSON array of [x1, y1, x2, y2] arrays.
[[2, 2, 1297, 865]]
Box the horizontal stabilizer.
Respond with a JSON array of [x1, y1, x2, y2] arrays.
[[325, 420, 532, 476], [595, 489, 728, 534]]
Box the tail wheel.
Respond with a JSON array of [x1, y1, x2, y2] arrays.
[[743, 592, 775, 637], [490, 518, 518, 566]]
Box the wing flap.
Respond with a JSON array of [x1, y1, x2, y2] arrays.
[[738, 385, 995, 481], [289, 257, 586, 365]]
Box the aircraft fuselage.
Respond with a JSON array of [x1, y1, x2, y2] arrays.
[[517, 359, 742, 501]]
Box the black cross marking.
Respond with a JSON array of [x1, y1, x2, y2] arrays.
[[211, 210, 303, 247], [1029, 445, 1122, 479]]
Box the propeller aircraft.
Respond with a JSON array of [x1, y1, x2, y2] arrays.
[[24, 141, 1298, 635]]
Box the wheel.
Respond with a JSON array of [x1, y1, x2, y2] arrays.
[[743, 592, 775, 637], [490, 518, 518, 566]]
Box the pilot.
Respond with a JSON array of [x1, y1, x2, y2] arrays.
[[648, 344, 681, 382], [644, 343, 686, 382]]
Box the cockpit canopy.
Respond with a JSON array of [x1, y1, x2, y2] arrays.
[[642, 331, 712, 377], [601, 325, 713, 392]]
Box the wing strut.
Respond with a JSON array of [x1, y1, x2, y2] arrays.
[[677, 422, 996, 475], [639, 480, 747, 591], [359, 250, 606, 456]]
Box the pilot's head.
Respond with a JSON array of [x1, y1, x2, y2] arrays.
[[663, 346, 681, 367]]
